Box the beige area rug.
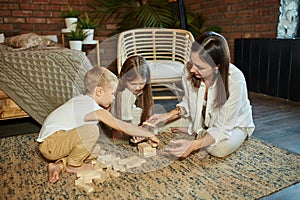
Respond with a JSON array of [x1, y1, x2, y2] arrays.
[[0, 131, 300, 200]]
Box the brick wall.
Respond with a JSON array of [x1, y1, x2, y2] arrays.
[[0, 0, 280, 63], [0, 0, 87, 36], [184, 0, 279, 61]]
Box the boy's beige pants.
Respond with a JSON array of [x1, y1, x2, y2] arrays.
[[39, 124, 99, 171]]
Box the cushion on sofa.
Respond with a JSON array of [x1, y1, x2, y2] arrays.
[[5, 33, 56, 49]]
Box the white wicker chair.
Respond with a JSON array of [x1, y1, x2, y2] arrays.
[[117, 28, 194, 100]]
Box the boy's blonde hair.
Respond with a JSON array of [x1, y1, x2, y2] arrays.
[[84, 66, 118, 94]]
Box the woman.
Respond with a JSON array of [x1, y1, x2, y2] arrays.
[[148, 32, 255, 158]]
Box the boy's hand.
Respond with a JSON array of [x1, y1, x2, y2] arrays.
[[130, 136, 146, 143]]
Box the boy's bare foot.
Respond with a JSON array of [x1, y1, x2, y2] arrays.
[[65, 163, 94, 174], [48, 162, 63, 183]]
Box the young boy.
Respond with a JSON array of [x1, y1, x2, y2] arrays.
[[37, 66, 159, 183]]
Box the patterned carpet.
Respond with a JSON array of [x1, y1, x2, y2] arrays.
[[1, 131, 300, 200]]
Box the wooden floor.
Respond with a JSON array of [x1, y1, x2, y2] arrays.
[[0, 92, 299, 199], [249, 92, 300, 200]]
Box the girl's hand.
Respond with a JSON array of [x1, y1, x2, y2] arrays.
[[147, 113, 168, 125], [149, 135, 160, 145], [167, 139, 197, 158]]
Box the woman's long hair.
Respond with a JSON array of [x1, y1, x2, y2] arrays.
[[188, 31, 230, 108], [115, 55, 153, 125]]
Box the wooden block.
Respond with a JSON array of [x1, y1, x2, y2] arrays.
[[142, 121, 159, 134], [138, 142, 157, 157], [143, 151, 157, 157], [112, 160, 126, 172], [79, 176, 93, 184], [147, 140, 158, 148], [97, 154, 112, 162], [75, 179, 94, 193], [93, 172, 109, 184], [142, 121, 156, 128], [126, 156, 146, 169], [97, 154, 120, 164], [138, 142, 152, 153], [118, 155, 141, 165], [76, 169, 102, 178], [106, 167, 120, 177], [93, 160, 108, 170], [151, 142, 158, 148]]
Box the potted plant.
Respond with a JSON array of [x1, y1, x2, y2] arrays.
[[77, 12, 98, 43], [61, 5, 81, 31], [66, 29, 89, 50]]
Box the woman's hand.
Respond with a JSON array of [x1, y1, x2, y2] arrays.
[[170, 127, 189, 134], [167, 139, 198, 158]]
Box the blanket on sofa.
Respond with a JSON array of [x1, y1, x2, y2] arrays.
[[0, 43, 93, 124]]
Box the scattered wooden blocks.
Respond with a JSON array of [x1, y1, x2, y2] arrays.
[[74, 150, 157, 192]]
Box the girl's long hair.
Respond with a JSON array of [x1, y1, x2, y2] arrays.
[[188, 31, 230, 108], [115, 55, 153, 125]]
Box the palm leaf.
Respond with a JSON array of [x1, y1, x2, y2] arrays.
[[90, 0, 174, 34]]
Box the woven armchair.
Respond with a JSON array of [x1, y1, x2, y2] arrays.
[[117, 28, 194, 100]]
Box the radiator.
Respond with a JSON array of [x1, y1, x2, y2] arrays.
[[234, 38, 300, 101]]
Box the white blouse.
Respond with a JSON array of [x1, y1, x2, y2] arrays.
[[178, 64, 255, 145]]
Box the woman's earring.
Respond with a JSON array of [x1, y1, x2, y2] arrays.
[[215, 69, 219, 74]]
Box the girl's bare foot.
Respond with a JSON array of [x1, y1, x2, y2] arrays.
[[65, 163, 94, 174], [48, 162, 63, 183]]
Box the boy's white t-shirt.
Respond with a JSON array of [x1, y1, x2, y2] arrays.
[[37, 95, 102, 142]]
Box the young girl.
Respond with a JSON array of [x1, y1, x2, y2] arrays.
[[111, 55, 154, 141]]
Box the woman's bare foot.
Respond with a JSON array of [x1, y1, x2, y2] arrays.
[[65, 163, 94, 174], [171, 127, 188, 134], [48, 162, 63, 183]]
